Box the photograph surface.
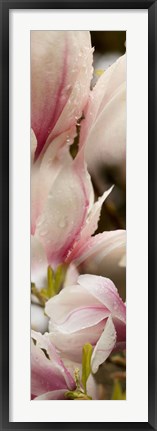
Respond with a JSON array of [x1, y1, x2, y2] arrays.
[[31, 30, 126, 401]]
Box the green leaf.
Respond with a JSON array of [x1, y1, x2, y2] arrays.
[[47, 265, 55, 297], [31, 264, 68, 306], [40, 290, 47, 300], [65, 390, 92, 400], [112, 380, 126, 400], [31, 283, 46, 306], [54, 264, 67, 294], [82, 343, 93, 394]]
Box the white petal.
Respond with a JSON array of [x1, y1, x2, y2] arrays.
[[74, 230, 126, 266], [80, 54, 126, 149], [31, 304, 49, 333], [68, 185, 114, 262], [35, 150, 91, 265], [31, 31, 93, 159], [73, 230, 126, 300], [78, 274, 126, 323], [31, 236, 47, 289], [81, 185, 114, 240], [45, 284, 102, 325], [48, 320, 106, 363], [64, 263, 79, 287], [85, 82, 126, 176], [91, 316, 116, 373], [86, 374, 98, 400], [31, 131, 72, 233]]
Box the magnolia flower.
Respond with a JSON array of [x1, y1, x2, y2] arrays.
[[31, 330, 97, 399], [31, 34, 126, 295], [31, 330, 75, 399], [80, 54, 126, 192], [70, 230, 126, 301], [31, 132, 114, 288], [31, 31, 93, 161], [45, 274, 126, 373], [31, 136, 126, 306], [31, 31, 126, 397]]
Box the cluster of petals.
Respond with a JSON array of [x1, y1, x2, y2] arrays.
[[46, 274, 126, 373], [31, 30, 126, 399], [31, 30, 126, 288], [31, 30, 93, 161], [31, 135, 117, 289], [31, 330, 97, 400], [31, 330, 75, 399], [80, 54, 126, 191]]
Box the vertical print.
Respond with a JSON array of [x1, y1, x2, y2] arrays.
[[31, 31, 126, 401]]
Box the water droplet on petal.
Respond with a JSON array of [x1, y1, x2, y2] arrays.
[[113, 301, 118, 311], [66, 135, 70, 145], [36, 218, 45, 228], [40, 230, 48, 237], [59, 219, 66, 228], [46, 238, 51, 244], [65, 84, 72, 92]]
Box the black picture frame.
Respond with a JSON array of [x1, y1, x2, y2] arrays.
[[0, 0, 157, 429]]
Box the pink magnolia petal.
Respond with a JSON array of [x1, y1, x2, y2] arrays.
[[31, 31, 93, 160], [64, 263, 79, 287], [68, 185, 113, 263], [31, 340, 67, 395], [78, 274, 126, 323], [51, 42, 94, 144], [79, 54, 126, 194], [46, 273, 125, 362], [52, 306, 109, 334], [91, 316, 117, 373], [79, 185, 114, 240], [84, 82, 126, 180], [41, 129, 73, 170], [59, 358, 81, 381], [80, 54, 126, 148], [35, 150, 92, 265], [31, 131, 72, 233], [48, 320, 106, 363], [95, 54, 126, 118], [71, 230, 126, 300], [31, 330, 60, 363], [45, 284, 103, 326], [72, 230, 126, 266], [31, 332, 75, 396], [59, 358, 98, 399], [31, 236, 47, 289], [31, 30, 67, 159], [32, 330, 73, 381]]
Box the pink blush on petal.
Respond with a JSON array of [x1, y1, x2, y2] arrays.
[[33, 45, 68, 161], [55, 305, 110, 333]]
